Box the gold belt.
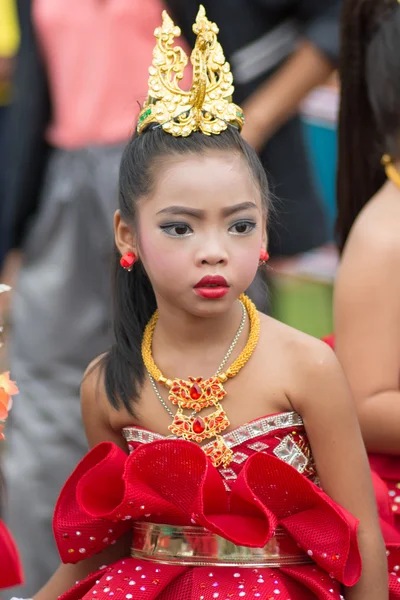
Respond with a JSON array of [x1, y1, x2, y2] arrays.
[[130, 522, 314, 568]]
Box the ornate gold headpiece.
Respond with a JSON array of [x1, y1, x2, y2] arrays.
[[137, 5, 244, 137]]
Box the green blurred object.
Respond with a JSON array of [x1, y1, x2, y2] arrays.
[[269, 247, 337, 338], [270, 275, 333, 338]]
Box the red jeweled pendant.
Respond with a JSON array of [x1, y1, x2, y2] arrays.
[[168, 376, 226, 412], [169, 407, 229, 443], [204, 436, 234, 468], [190, 382, 202, 400], [192, 417, 205, 434]]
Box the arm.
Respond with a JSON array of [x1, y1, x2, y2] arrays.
[[241, 40, 334, 150], [34, 360, 131, 600], [241, 0, 340, 150], [291, 341, 388, 599], [334, 223, 400, 454], [33, 535, 132, 600]]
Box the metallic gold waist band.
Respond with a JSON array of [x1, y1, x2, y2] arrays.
[[130, 522, 314, 568]]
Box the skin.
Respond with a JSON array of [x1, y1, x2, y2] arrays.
[[35, 151, 387, 600], [334, 167, 400, 454]]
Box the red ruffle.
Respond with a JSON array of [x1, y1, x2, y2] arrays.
[[0, 518, 23, 589], [54, 439, 361, 587]]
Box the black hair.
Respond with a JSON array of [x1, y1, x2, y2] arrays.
[[104, 125, 270, 414], [336, 0, 400, 251]]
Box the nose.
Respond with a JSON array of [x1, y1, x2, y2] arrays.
[[196, 236, 228, 266]]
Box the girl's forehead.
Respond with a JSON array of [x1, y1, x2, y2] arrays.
[[147, 152, 261, 207]]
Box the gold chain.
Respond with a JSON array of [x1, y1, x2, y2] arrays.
[[141, 293, 260, 385]]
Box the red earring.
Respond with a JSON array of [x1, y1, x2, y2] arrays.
[[120, 252, 137, 271], [259, 249, 269, 266]]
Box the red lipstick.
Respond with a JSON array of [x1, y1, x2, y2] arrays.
[[194, 275, 229, 299]]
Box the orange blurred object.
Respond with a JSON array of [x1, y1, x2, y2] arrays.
[[0, 371, 18, 435]]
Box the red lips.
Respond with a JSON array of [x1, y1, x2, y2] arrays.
[[194, 275, 229, 299], [194, 275, 228, 288]]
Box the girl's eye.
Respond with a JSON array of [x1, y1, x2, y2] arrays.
[[160, 223, 193, 237], [229, 220, 256, 235]]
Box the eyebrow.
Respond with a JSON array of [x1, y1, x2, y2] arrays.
[[156, 201, 258, 218]]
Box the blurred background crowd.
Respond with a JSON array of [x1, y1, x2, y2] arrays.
[[0, 0, 342, 596]]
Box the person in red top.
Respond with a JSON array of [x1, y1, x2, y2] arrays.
[[334, 0, 400, 537]]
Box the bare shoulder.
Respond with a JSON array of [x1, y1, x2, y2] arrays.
[[80, 353, 109, 423], [81, 353, 107, 401], [81, 353, 130, 449], [258, 311, 335, 365], [336, 186, 400, 314], [257, 313, 341, 412], [343, 184, 400, 267]]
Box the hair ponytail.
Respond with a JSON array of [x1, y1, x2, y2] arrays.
[[104, 253, 156, 415], [336, 0, 400, 252]]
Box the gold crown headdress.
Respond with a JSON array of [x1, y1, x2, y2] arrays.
[[137, 5, 244, 137]]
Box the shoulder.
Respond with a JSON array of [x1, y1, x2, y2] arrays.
[[257, 313, 344, 414], [258, 312, 339, 390], [81, 353, 108, 415], [81, 353, 132, 450], [336, 186, 400, 307], [342, 185, 400, 268]]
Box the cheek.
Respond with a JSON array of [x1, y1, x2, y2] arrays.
[[138, 228, 190, 283], [230, 236, 260, 282]]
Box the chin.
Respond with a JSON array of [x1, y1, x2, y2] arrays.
[[188, 291, 240, 316]]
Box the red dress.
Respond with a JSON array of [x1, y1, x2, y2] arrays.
[[53, 411, 374, 600], [0, 518, 23, 590]]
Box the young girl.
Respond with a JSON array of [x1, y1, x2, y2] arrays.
[[25, 7, 388, 600], [334, 0, 400, 543]]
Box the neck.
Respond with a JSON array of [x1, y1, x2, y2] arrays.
[[154, 298, 244, 353]]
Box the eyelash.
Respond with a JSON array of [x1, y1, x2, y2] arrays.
[[160, 223, 193, 237], [160, 220, 257, 237], [230, 220, 257, 235]]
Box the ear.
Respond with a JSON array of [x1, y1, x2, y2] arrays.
[[114, 210, 139, 258], [261, 215, 268, 251]]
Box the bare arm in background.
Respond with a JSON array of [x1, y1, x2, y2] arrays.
[[242, 0, 340, 150], [241, 41, 334, 150], [334, 192, 400, 454]]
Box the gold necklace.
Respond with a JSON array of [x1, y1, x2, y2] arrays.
[[147, 300, 246, 420], [382, 154, 400, 189], [141, 294, 260, 467]]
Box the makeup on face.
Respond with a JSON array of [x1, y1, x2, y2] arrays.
[[193, 275, 230, 299]]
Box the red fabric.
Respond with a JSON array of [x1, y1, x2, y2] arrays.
[[0, 518, 23, 589], [54, 438, 361, 600]]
